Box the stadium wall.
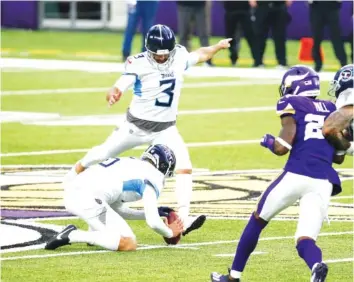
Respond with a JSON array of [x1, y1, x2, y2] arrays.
[[1, 1, 353, 39]]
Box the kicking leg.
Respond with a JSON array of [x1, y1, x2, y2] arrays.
[[72, 122, 146, 176]]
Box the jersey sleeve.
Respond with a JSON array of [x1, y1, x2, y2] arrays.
[[276, 96, 296, 117], [113, 55, 143, 92], [336, 90, 354, 109], [143, 185, 174, 238], [176, 44, 199, 71]]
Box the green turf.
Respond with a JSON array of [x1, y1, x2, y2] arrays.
[[2, 29, 353, 69], [1, 44, 353, 282], [1, 219, 353, 282]]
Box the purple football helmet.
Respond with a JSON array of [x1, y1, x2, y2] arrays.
[[279, 65, 320, 97]]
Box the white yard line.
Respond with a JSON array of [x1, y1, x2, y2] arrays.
[[0, 58, 336, 80], [214, 251, 267, 257], [0, 139, 259, 157], [1, 81, 278, 96], [1, 106, 274, 124], [325, 258, 354, 264], [1, 231, 352, 261]]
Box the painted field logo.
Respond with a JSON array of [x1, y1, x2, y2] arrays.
[[1, 166, 353, 220], [1, 166, 353, 252]]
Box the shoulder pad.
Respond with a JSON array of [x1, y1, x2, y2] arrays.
[[276, 95, 296, 116]]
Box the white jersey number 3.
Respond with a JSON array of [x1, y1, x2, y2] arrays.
[[155, 79, 175, 107], [304, 114, 325, 141]]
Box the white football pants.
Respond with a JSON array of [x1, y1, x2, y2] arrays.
[[64, 187, 135, 239], [256, 171, 332, 241], [80, 121, 192, 170]]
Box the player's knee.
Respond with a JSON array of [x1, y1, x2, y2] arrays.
[[175, 168, 192, 174], [296, 235, 315, 245], [118, 237, 137, 251], [253, 211, 268, 227]]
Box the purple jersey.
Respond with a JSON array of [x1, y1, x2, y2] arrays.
[[276, 95, 341, 195]]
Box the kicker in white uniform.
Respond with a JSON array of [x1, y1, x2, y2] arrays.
[[70, 24, 232, 234]]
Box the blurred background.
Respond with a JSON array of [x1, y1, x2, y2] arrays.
[[1, 0, 353, 71]]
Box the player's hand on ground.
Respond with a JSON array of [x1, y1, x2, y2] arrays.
[[168, 217, 183, 237], [106, 87, 122, 106], [217, 38, 232, 49]]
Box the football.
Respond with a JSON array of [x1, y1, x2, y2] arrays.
[[163, 211, 181, 245]]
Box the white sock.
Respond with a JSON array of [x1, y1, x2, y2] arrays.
[[69, 230, 121, 251], [175, 173, 192, 223], [312, 262, 320, 271], [230, 270, 242, 279]]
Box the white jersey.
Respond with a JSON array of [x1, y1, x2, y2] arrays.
[[336, 88, 354, 136], [66, 157, 165, 205], [115, 45, 198, 122], [335, 88, 354, 109]]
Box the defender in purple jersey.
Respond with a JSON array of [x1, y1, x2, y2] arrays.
[[210, 66, 345, 282]]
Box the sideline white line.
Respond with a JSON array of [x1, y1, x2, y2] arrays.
[[1, 81, 278, 96], [2, 231, 352, 261], [0, 139, 259, 157]]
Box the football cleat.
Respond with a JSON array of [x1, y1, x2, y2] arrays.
[[182, 215, 206, 236], [45, 225, 77, 250], [210, 272, 240, 282], [311, 262, 328, 282]]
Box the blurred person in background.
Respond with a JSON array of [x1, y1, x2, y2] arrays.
[[122, 0, 159, 61], [176, 1, 213, 66], [309, 0, 347, 72], [223, 1, 257, 66], [250, 0, 292, 68]]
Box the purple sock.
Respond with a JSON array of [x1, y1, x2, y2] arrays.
[[231, 214, 266, 272], [296, 239, 322, 270]]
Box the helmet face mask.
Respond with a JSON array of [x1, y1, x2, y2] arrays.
[[279, 65, 320, 98], [145, 24, 176, 71], [328, 64, 354, 98]]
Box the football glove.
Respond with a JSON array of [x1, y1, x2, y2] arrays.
[[260, 133, 276, 153], [158, 206, 175, 217]]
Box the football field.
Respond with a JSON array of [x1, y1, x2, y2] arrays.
[[1, 31, 354, 282]]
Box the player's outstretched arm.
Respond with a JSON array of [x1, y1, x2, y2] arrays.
[[143, 185, 183, 238], [322, 106, 353, 151], [114, 203, 146, 220], [106, 74, 136, 106], [261, 116, 296, 156], [106, 87, 123, 106], [192, 38, 232, 64]]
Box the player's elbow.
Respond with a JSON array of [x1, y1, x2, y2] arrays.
[[322, 125, 338, 139], [333, 155, 345, 164], [274, 146, 289, 156]]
